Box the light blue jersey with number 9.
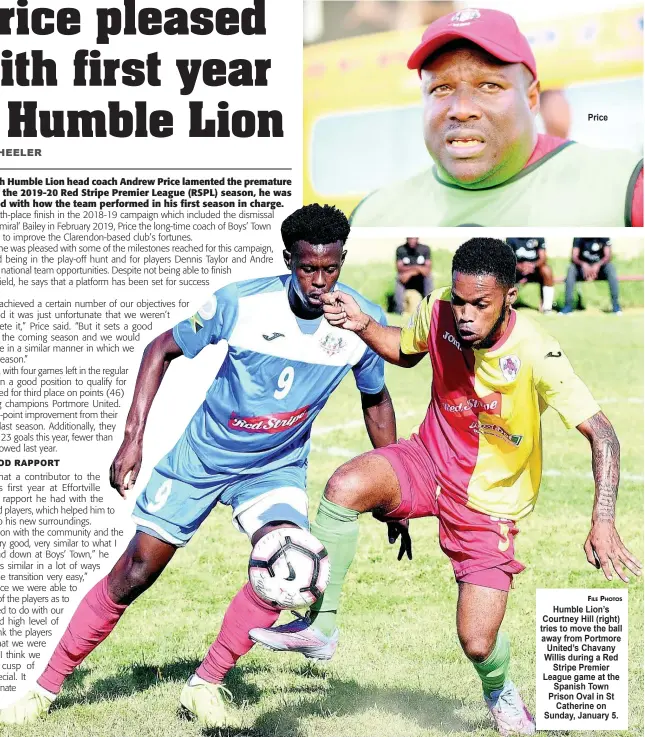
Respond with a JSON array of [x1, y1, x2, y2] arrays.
[[172, 275, 386, 475]]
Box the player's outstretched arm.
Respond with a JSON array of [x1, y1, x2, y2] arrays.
[[109, 329, 184, 497], [321, 291, 424, 367], [577, 411, 642, 582]]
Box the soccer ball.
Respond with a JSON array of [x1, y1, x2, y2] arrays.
[[248, 528, 330, 609]]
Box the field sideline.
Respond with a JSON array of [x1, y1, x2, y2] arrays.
[[3, 308, 642, 737]]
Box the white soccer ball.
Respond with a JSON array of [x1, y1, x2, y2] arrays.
[[248, 528, 330, 609]]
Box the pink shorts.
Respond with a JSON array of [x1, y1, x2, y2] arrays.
[[373, 434, 525, 592]]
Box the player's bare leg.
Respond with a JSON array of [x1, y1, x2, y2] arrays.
[[107, 530, 178, 603], [324, 451, 402, 513], [0, 532, 176, 725], [457, 583, 535, 736], [250, 453, 401, 656], [457, 583, 508, 679], [537, 263, 554, 313], [183, 521, 300, 728]]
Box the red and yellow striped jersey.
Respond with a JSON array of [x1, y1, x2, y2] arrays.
[[400, 288, 600, 520]]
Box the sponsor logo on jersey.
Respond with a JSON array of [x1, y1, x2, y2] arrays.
[[500, 354, 521, 382], [515, 246, 538, 260], [469, 421, 523, 447], [515, 247, 531, 259], [441, 393, 502, 416], [263, 332, 285, 341], [442, 330, 462, 351], [319, 333, 346, 356], [228, 405, 310, 434], [545, 350, 562, 359]]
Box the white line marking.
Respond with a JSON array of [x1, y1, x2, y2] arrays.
[[314, 407, 644, 483], [313, 447, 644, 483], [311, 410, 418, 438], [313, 400, 643, 441], [543, 469, 643, 482], [311, 420, 368, 438], [314, 445, 356, 458]]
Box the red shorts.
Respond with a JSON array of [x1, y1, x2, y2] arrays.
[[373, 434, 525, 591]]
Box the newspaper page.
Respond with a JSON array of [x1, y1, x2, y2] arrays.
[[0, 1, 643, 737]]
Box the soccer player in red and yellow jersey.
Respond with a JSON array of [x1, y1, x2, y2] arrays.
[[251, 238, 641, 737]]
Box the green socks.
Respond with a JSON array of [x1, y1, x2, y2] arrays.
[[470, 632, 510, 696], [309, 496, 360, 636]]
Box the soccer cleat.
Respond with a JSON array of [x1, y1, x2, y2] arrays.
[[179, 680, 232, 728], [249, 611, 339, 661], [558, 306, 573, 316], [485, 681, 535, 736], [0, 689, 54, 724], [613, 307, 623, 316]]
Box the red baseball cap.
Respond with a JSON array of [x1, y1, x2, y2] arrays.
[[407, 8, 537, 79]]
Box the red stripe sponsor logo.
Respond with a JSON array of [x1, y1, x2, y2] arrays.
[[228, 405, 310, 434], [440, 392, 502, 417]]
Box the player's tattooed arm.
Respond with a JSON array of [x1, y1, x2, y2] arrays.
[[577, 411, 642, 582], [109, 330, 184, 497], [583, 411, 620, 522]]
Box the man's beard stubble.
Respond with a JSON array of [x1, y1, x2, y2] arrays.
[[474, 304, 509, 350]]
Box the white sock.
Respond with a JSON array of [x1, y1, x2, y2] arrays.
[[542, 286, 554, 311], [189, 673, 210, 687], [34, 683, 57, 701]]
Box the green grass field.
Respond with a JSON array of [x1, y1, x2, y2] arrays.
[[3, 284, 642, 737]]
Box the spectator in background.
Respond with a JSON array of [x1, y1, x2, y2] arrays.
[[395, 237, 433, 314], [506, 238, 555, 314], [561, 238, 621, 316]]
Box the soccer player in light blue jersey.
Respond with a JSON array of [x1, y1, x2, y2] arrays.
[[1, 205, 396, 728]]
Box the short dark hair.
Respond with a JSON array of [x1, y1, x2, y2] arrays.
[[452, 238, 517, 289], [281, 204, 350, 253]]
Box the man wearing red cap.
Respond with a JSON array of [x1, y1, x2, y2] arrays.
[[349, 8, 643, 227]]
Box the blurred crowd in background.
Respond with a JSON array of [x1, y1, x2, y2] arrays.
[[393, 237, 632, 316]]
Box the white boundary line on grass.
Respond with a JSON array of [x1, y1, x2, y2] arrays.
[[311, 410, 418, 437], [313, 399, 642, 443], [542, 469, 644, 482], [312, 447, 644, 482]]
